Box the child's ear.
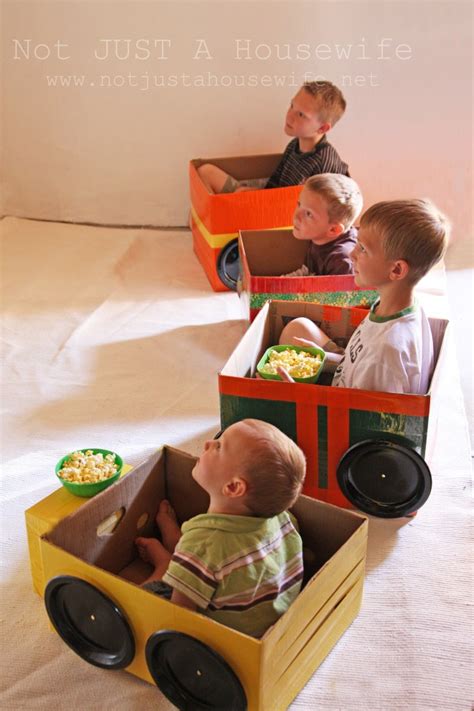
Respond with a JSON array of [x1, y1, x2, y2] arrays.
[[318, 122, 331, 134], [223, 477, 248, 498], [390, 259, 410, 281], [329, 222, 345, 237]]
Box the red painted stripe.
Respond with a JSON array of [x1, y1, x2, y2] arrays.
[[249, 274, 360, 294], [327, 394, 351, 508], [219, 375, 318, 402], [350, 308, 368, 327], [192, 230, 227, 292], [219, 374, 431, 417], [337, 389, 430, 417], [189, 162, 212, 230], [297, 403, 319, 499], [189, 162, 302, 234], [322, 304, 343, 322], [209, 188, 300, 233]]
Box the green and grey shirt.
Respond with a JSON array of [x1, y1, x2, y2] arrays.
[[163, 511, 303, 638]]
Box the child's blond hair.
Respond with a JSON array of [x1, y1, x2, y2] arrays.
[[360, 199, 450, 284], [305, 173, 363, 230], [239, 419, 306, 518], [303, 81, 346, 127]]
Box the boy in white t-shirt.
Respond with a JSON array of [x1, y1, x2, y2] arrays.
[[278, 199, 450, 394]]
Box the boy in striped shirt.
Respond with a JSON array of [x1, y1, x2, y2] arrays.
[[136, 419, 306, 638], [197, 81, 349, 194]]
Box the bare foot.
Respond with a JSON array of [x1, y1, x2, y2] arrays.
[[136, 536, 172, 583], [156, 500, 181, 553]]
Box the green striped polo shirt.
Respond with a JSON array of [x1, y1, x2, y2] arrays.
[[162, 510, 303, 638]]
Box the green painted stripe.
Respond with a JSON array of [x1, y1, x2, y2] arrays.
[[249, 290, 377, 310], [348, 409, 429, 455], [220, 394, 297, 443], [317, 405, 328, 489]]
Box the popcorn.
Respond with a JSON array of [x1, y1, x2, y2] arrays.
[[58, 450, 119, 484], [261, 348, 322, 379]]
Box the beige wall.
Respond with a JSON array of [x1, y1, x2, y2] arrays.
[[2, 0, 472, 267]]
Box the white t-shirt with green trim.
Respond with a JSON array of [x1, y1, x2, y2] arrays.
[[332, 301, 434, 394]]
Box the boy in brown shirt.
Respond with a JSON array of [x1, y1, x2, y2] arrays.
[[284, 173, 363, 277]]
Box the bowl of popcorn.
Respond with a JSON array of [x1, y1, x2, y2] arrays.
[[257, 344, 326, 384], [55, 448, 123, 498]]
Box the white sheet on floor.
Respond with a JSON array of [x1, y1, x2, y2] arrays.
[[1, 217, 471, 711]]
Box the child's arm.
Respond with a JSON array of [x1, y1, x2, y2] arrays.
[[197, 164, 231, 194], [294, 336, 344, 361], [171, 588, 198, 612], [280, 264, 311, 278], [276, 351, 342, 382], [288, 338, 343, 373], [276, 366, 296, 383], [279, 319, 330, 348], [279, 319, 345, 356]]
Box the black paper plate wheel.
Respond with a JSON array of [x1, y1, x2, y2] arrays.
[[44, 575, 135, 669], [145, 630, 247, 711], [337, 439, 432, 518], [217, 239, 240, 291]]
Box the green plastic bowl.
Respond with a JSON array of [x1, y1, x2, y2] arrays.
[[55, 448, 123, 498], [257, 344, 326, 384]]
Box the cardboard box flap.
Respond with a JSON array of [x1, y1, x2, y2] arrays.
[[268, 300, 363, 347], [240, 229, 307, 275], [429, 317, 449, 362], [192, 153, 282, 180], [220, 300, 362, 380], [292, 496, 367, 573], [221, 302, 272, 377], [45, 449, 167, 573], [44, 447, 211, 576], [426, 317, 449, 395], [163, 446, 210, 523]]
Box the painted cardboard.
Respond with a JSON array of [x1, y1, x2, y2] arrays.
[[189, 155, 302, 291], [25, 464, 133, 596], [239, 228, 378, 321], [30, 446, 368, 711], [219, 300, 449, 510]]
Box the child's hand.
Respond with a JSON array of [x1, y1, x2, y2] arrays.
[[277, 366, 295, 383], [171, 588, 198, 612], [255, 367, 295, 383], [292, 336, 318, 349], [280, 265, 310, 278], [235, 185, 254, 193]]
